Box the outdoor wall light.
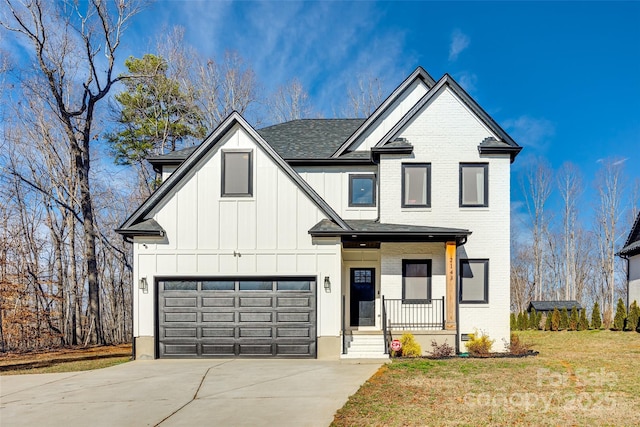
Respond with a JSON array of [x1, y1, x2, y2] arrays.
[[139, 277, 148, 293], [324, 276, 331, 292]]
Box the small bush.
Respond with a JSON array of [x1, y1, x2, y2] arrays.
[[612, 298, 627, 331], [529, 309, 538, 329], [503, 333, 532, 355], [510, 312, 517, 330], [628, 301, 640, 332], [465, 330, 494, 356], [399, 332, 422, 357], [578, 309, 589, 331], [551, 308, 560, 331], [568, 306, 579, 331], [430, 339, 454, 358], [591, 301, 602, 329]]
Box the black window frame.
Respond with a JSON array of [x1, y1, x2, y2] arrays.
[[402, 259, 432, 303], [221, 149, 253, 197], [459, 163, 488, 207], [459, 259, 489, 304], [348, 174, 376, 207], [401, 163, 431, 208]]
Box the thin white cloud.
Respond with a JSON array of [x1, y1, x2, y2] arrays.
[[503, 115, 555, 150], [449, 29, 470, 61], [455, 71, 478, 93]]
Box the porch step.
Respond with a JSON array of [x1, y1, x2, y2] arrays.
[[342, 333, 388, 359]]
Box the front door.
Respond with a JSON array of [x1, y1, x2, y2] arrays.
[[350, 268, 375, 327]]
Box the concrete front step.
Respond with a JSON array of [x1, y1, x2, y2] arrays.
[[341, 352, 389, 359], [344, 333, 387, 358]]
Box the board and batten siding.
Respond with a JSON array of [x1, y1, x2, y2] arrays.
[[378, 86, 511, 350], [629, 255, 640, 309], [132, 124, 342, 354]]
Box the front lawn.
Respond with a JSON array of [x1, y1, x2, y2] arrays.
[[332, 331, 640, 426]]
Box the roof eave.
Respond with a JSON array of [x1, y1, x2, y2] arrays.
[[286, 158, 375, 166], [477, 145, 523, 163]]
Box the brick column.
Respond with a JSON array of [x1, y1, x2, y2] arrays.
[[445, 241, 457, 330]]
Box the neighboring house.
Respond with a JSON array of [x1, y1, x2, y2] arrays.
[[619, 212, 640, 309], [527, 301, 582, 314], [116, 67, 522, 359]]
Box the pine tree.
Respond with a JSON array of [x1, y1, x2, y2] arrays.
[[522, 311, 529, 330], [551, 308, 561, 331], [591, 301, 602, 329], [545, 312, 552, 330], [578, 309, 589, 331], [569, 306, 579, 331], [510, 312, 517, 330], [628, 301, 640, 332], [559, 307, 569, 330], [538, 312, 544, 329], [529, 308, 538, 329], [612, 298, 627, 331]]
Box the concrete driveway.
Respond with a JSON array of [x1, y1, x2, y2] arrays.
[[0, 358, 383, 426]]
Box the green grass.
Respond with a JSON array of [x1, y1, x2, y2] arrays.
[[1, 356, 131, 375], [332, 331, 640, 426]]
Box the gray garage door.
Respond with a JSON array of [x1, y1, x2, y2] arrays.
[[157, 278, 316, 358]]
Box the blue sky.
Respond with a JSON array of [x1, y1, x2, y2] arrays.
[[4, 1, 639, 234], [123, 1, 639, 233]]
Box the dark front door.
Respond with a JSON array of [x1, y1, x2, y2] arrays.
[[350, 268, 375, 327]]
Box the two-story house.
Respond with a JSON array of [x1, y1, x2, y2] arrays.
[[117, 67, 522, 359]]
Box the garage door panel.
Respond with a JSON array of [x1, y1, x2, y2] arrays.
[[165, 312, 197, 323], [164, 328, 197, 338], [240, 297, 273, 307], [240, 312, 272, 322], [203, 297, 234, 307], [202, 328, 234, 337], [240, 327, 273, 338], [158, 278, 316, 358], [202, 312, 235, 322], [277, 297, 311, 307]]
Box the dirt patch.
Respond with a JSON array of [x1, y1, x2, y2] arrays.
[[0, 344, 132, 372]]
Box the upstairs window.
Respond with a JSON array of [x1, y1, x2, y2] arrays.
[[402, 164, 431, 208], [222, 150, 252, 197], [349, 174, 376, 207], [460, 163, 488, 207], [402, 260, 432, 303]]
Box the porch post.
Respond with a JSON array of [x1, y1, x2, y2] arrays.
[[445, 241, 457, 330]]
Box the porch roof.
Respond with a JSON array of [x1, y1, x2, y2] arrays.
[[309, 219, 471, 244]]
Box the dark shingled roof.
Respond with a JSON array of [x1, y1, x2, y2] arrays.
[[309, 219, 470, 244], [147, 118, 366, 166], [619, 212, 640, 257], [527, 301, 582, 312], [258, 119, 365, 159]]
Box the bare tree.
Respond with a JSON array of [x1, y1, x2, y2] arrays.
[[345, 73, 384, 118], [520, 158, 554, 300], [2, 0, 143, 344], [557, 162, 583, 300], [593, 158, 626, 327], [267, 78, 314, 123]]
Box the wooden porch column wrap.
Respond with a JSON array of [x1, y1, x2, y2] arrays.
[[445, 241, 457, 330]]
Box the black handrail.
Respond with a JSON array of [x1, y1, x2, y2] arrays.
[[341, 294, 346, 354], [382, 298, 445, 330], [382, 295, 389, 354]]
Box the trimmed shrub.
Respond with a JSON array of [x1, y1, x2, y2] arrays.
[[628, 301, 640, 332], [612, 298, 627, 331], [544, 313, 552, 330], [522, 310, 529, 329], [551, 308, 560, 331], [568, 306, 579, 331], [559, 307, 569, 330], [510, 312, 517, 330], [465, 330, 494, 356], [578, 309, 589, 331], [591, 301, 602, 330], [516, 312, 524, 330], [537, 311, 543, 330], [399, 332, 422, 357]]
